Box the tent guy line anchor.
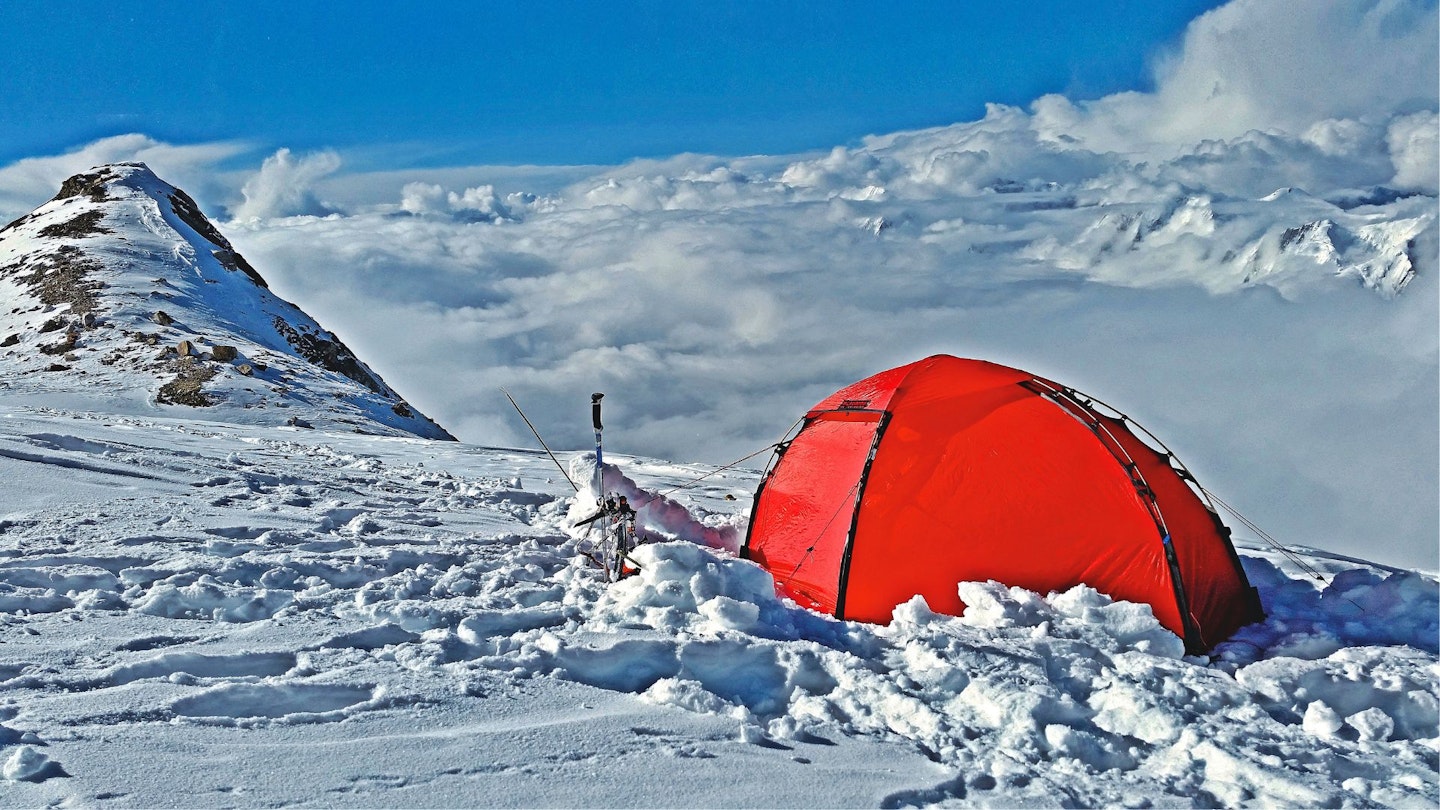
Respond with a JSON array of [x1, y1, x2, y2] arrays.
[[1200, 486, 1366, 613]]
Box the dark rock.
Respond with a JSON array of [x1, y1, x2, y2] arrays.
[[212, 249, 269, 289], [157, 358, 218, 407], [166, 188, 266, 296], [1281, 221, 1330, 250], [270, 317, 387, 394], [392, 402, 414, 418], [167, 189, 227, 246], [38, 317, 67, 333], [1, 334, 18, 347], [177, 340, 195, 357], [0, 245, 103, 315], [211, 345, 238, 362], [40, 333, 78, 355], [44, 363, 70, 372], [286, 416, 314, 429], [38, 210, 111, 239], [151, 310, 174, 326], [52, 169, 119, 204]]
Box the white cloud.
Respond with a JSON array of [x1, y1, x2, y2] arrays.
[[1388, 110, 1440, 193], [233, 148, 342, 220], [1031, 0, 1438, 156], [1146, 128, 1399, 199], [224, 138, 1436, 567], [0, 134, 248, 222], [399, 182, 446, 215], [398, 182, 514, 221]]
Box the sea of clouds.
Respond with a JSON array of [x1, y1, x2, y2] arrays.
[[1, 0, 1435, 570]]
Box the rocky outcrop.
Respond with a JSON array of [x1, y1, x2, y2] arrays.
[[0, 245, 104, 315], [270, 316, 387, 395], [0, 163, 456, 441]]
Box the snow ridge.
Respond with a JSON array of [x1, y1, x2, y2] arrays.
[[0, 164, 453, 440]]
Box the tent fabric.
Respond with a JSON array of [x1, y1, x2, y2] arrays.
[[742, 355, 1263, 652]]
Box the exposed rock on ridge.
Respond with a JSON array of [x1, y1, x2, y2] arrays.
[[0, 163, 455, 440]]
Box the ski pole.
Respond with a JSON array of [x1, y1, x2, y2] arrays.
[[591, 392, 604, 501], [501, 388, 579, 493]]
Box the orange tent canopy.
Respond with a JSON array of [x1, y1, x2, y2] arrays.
[[742, 355, 1263, 652]]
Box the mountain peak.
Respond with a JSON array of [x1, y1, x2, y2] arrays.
[[49, 160, 165, 203], [0, 165, 455, 440]]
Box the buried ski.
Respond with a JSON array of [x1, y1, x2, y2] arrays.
[[577, 547, 643, 577]]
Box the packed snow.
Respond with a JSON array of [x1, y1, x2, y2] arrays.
[[0, 405, 1434, 806]]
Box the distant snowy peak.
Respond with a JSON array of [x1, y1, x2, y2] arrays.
[[1006, 190, 1431, 298], [0, 163, 454, 440]]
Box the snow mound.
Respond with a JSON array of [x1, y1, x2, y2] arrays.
[[458, 519, 1438, 806], [1228, 558, 1440, 661], [2, 746, 60, 783]]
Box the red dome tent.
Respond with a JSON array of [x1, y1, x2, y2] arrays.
[[741, 355, 1263, 652]]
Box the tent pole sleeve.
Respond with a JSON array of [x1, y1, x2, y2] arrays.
[[1161, 534, 1205, 652], [833, 412, 891, 620]]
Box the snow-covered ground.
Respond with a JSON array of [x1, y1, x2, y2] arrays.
[[1, 404, 1434, 807]]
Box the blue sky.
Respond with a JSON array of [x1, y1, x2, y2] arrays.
[[2, 1, 1225, 168]]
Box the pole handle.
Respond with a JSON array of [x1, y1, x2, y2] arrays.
[[591, 392, 604, 431]]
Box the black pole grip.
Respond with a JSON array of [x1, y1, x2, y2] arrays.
[[591, 392, 604, 430]]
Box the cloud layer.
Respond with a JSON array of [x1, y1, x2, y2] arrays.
[[0, 0, 1435, 569]]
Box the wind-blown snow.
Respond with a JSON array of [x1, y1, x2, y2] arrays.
[[0, 405, 1434, 806]]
